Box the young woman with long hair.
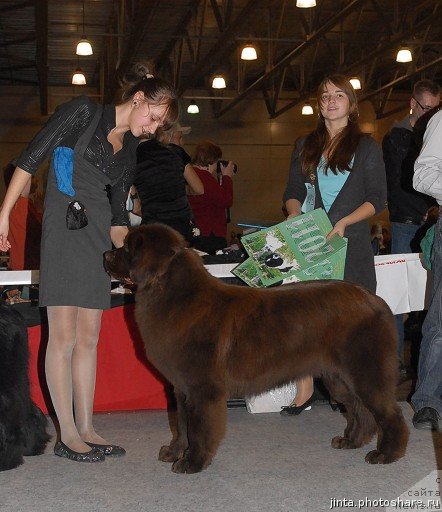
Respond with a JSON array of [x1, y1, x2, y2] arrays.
[[282, 74, 387, 415]]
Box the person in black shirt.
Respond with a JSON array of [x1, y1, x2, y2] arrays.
[[133, 124, 203, 243]]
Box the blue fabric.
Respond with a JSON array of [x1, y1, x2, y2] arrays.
[[411, 213, 442, 413], [390, 221, 420, 254], [317, 157, 350, 212], [53, 146, 75, 197]]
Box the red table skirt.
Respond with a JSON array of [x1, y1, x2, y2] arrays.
[[28, 304, 169, 413]]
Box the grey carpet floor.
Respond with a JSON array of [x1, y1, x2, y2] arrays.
[[0, 403, 440, 512]]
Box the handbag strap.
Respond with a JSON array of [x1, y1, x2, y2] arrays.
[[74, 103, 104, 157]]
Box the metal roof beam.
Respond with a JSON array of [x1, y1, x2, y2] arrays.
[[105, 0, 161, 103], [271, 0, 440, 118], [215, 0, 367, 118], [178, 0, 269, 96]]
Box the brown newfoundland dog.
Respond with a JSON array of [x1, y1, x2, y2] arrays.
[[104, 223, 408, 474]]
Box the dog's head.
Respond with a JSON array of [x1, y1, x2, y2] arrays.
[[104, 224, 187, 289]]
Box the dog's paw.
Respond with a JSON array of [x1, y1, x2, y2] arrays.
[[171, 455, 206, 474], [365, 449, 386, 464], [331, 436, 357, 449], [158, 445, 181, 463]]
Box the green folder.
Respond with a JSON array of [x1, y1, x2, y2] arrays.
[[234, 209, 347, 287]]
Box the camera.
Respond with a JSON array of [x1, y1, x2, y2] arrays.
[[217, 159, 238, 174]]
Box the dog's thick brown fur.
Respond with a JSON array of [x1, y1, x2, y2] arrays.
[[104, 223, 409, 474]]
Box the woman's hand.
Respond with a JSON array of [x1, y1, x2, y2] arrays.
[[220, 161, 235, 178], [327, 217, 348, 239], [110, 226, 129, 248], [0, 214, 11, 252]]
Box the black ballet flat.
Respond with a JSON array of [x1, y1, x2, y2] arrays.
[[54, 441, 105, 463], [85, 442, 126, 457], [280, 395, 315, 416]]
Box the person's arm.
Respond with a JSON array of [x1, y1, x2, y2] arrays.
[[328, 138, 387, 238], [199, 170, 233, 208], [285, 199, 302, 218], [0, 168, 32, 251], [110, 226, 129, 248], [328, 202, 375, 238], [413, 111, 442, 202], [184, 164, 204, 195], [109, 143, 137, 232]]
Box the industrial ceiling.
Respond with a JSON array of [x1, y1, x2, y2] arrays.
[[1, 0, 441, 118]]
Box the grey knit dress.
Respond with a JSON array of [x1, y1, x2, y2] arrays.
[[15, 96, 138, 309]]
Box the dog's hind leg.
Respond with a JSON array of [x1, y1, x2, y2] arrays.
[[159, 389, 189, 463], [171, 385, 227, 474], [356, 387, 409, 464], [322, 375, 377, 450]]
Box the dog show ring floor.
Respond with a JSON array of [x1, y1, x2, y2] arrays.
[[0, 403, 440, 512]]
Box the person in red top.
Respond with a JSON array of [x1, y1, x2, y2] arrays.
[[189, 141, 235, 254], [5, 168, 42, 271], [2, 164, 42, 303]]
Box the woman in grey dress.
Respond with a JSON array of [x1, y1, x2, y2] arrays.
[[0, 63, 178, 462], [281, 74, 387, 416]]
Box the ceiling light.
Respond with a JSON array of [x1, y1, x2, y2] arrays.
[[396, 47, 412, 63], [349, 77, 361, 90], [187, 100, 199, 114], [241, 45, 257, 61], [76, 0, 93, 56], [296, 0, 316, 7], [212, 75, 226, 89], [72, 68, 86, 85], [76, 39, 93, 56], [302, 104, 314, 115]]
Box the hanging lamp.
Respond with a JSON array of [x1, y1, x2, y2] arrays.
[[76, 0, 93, 56], [72, 68, 86, 85]]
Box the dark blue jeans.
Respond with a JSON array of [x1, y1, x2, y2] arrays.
[[411, 213, 442, 413], [390, 222, 421, 363]]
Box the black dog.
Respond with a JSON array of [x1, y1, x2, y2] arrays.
[[0, 304, 50, 471]]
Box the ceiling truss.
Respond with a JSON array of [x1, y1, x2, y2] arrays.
[[0, 0, 440, 118]]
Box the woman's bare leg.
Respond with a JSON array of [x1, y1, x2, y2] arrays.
[[45, 306, 90, 452], [291, 376, 314, 406], [72, 307, 110, 445]]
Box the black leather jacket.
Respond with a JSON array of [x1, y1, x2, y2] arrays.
[[382, 120, 433, 224]]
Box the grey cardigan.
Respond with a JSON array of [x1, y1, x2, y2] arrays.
[[283, 135, 387, 292]]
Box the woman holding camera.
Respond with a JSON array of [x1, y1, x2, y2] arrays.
[[189, 141, 235, 254]]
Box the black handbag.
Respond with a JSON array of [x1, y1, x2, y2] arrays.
[[66, 201, 88, 230]]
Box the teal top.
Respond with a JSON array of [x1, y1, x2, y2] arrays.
[[317, 156, 353, 212]]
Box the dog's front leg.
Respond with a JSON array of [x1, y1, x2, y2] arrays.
[[159, 389, 188, 463], [172, 387, 227, 474]]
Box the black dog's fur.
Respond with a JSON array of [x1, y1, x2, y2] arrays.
[[104, 224, 409, 474], [0, 304, 50, 471]]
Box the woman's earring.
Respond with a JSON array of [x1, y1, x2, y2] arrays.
[[133, 100, 138, 107]]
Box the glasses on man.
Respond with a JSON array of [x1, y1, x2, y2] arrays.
[[413, 97, 439, 112]]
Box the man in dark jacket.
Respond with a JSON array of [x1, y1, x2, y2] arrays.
[[382, 79, 440, 371]]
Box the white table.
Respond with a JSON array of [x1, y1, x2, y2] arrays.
[[0, 254, 429, 315]]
